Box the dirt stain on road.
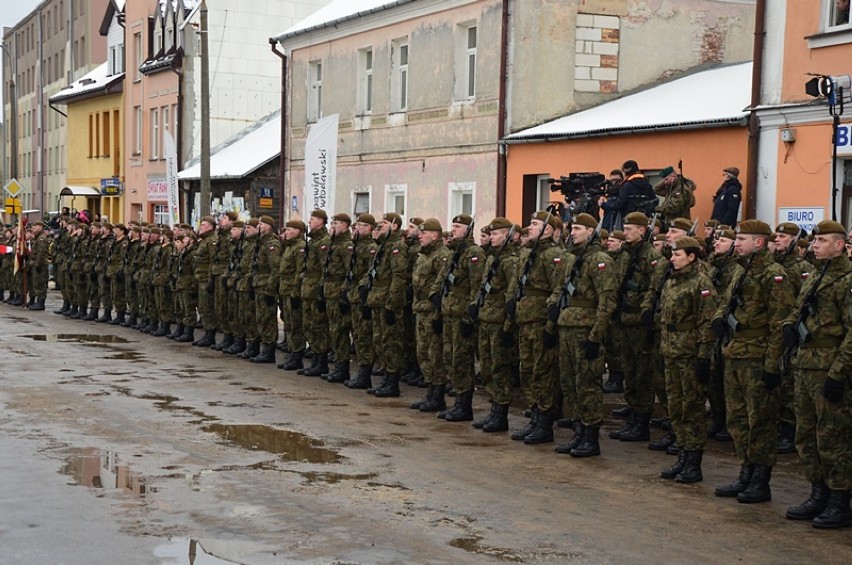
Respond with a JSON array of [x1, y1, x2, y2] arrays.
[[23, 334, 131, 344], [201, 423, 344, 464]]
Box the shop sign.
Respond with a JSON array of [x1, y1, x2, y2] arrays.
[[778, 207, 824, 234]]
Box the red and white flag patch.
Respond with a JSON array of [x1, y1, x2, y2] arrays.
[[320, 245, 328, 251], [651, 260, 659, 267], [597, 262, 606, 270], [774, 275, 785, 283], [471, 256, 479, 263], [553, 257, 561, 263], [392, 248, 400, 254], [801, 272, 810, 279], [701, 289, 711, 298]]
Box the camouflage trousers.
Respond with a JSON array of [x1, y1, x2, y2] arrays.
[[603, 325, 623, 373], [349, 302, 372, 367], [28, 264, 48, 299], [87, 273, 99, 308], [618, 325, 655, 414], [99, 274, 113, 311], [239, 291, 258, 341], [111, 274, 126, 313], [416, 310, 447, 386], [381, 306, 406, 374], [559, 326, 605, 426], [176, 290, 197, 327], [327, 296, 352, 363], [303, 298, 329, 354], [708, 349, 726, 424], [724, 358, 778, 467], [372, 313, 384, 370], [281, 296, 305, 353], [518, 321, 554, 409], [197, 281, 216, 330], [794, 369, 852, 490], [213, 275, 229, 334], [779, 375, 796, 427], [227, 286, 242, 338], [478, 321, 512, 405], [650, 332, 667, 413], [442, 315, 476, 394], [155, 285, 174, 322], [665, 357, 708, 451], [126, 277, 138, 315], [404, 304, 417, 368], [255, 292, 278, 345]]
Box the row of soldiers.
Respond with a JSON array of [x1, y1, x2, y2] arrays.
[[9, 206, 852, 530], [0, 221, 52, 308]]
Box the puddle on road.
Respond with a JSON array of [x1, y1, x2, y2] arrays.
[[201, 424, 344, 464], [59, 447, 153, 497], [23, 334, 130, 344], [154, 538, 247, 564]]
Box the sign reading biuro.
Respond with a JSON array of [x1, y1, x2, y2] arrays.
[[100, 178, 124, 196], [778, 207, 824, 234]]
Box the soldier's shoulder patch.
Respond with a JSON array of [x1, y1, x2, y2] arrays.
[[471, 256, 479, 263], [773, 275, 785, 283], [651, 259, 659, 267], [370, 249, 376, 255], [597, 262, 606, 270], [801, 272, 810, 279], [299, 248, 306, 254], [347, 246, 353, 251], [701, 289, 711, 298], [392, 248, 400, 255], [553, 257, 561, 263], [320, 244, 328, 251], [269, 246, 276, 251]]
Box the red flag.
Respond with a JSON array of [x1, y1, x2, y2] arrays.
[[14, 217, 27, 275]]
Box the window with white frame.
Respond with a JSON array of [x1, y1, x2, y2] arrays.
[[454, 24, 478, 101], [172, 103, 178, 136], [353, 190, 371, 216], [537, 175, 559, 210], [829, 0, 851, 28], [162, 105, 170, 152], [308, 60, 323, 123], [108, 44, 124, 76], [153, 204, 169, 225], [133, 105, 142, 155], [134, 32, 142, 80], [385, 183, 406, 218], [150, 108, 159, 159], [359, 48, 373, 115], [466, 26, 477, 99], [154, 24, 163, 54], [449, 181, 475, 222], [391, 39, 409, 112]]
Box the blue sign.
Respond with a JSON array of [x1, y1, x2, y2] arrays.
[[259, 187, 274, 198], [836, 123, 852, 156], [100, 177, 124, 196]]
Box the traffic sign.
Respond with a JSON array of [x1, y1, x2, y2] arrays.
[[3, 178, 25, 197], [4, 197, 22, 215]]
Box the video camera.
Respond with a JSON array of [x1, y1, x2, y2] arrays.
[[547, 172, 619, 199]]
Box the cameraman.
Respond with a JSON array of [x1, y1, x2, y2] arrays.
[[600, 169, 624, 231], [600, 160, 657, 224]]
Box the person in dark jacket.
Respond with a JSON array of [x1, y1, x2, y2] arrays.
[[711, 167, 742, 226], [600, 160, 657, 225]]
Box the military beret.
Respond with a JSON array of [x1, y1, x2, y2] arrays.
[[671, 236, 701, 251], [286, 219, 306, 231], [420, 218, 443, 232], [113, 223, 127, 231], [452, 213, 473, 226], [736, 220, 771, 236], [248, 218, 260, 227], [225, 211, 238, 221], [162, 228, 173, 238], [201, 216, 216, 226], [259, 215, 276, 228], [331, 213, 352, 225], [654, 233, 667, 242], [178, 223, 193, 230], [769, 233, 778, 242], [573, 213, 597, 229], [140, 221, 150, 227], [409, 217, 424, 227], [623, 212, 650, 226], [775, 222, 801, 236], [813, 220, 847, 236], [669, 217, 693, 232], [383, 212, 403, 227], [149, 227, 162, 235], [91, 222, 102, 228], [174, 234, 186, 242], [310, 209, 328, 222], [356, 213, 376, 227], [600, 229, 610, 240], [717, 228, 735, 240], [488, 217, 513, 231], [659, 165, 675, 178], [717, 224, 731, 231], [521, 227, 530, 235], [704, 219, 719, 229], [798, 238, 811, 249], [128, 220, 140, 226], [232, 220, 246, 228], [130, 225, 142, 233], [141, 227, 151, 234], [480, 225, 491, 235], [530, 210, 561, 231], [513, 224, 523, 234], [101, 222, 114, 230], [609, 230, 625, 241]]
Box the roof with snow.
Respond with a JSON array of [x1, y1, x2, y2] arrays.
[[506, 62, 752, 142], [49, 63, 124, 104], [277, 0, 414, 40], [178, 111, 281, 181]]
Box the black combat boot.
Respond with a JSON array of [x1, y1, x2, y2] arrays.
[[482, 404, 509, 432], [175, 327, 195, 343], [9, 293, 23, 306], [715, 465, 754, 497], [109, 311, 126, 325], [786, 482, 830, 521], [609, 412, 636, 440], [812, 490, 852, 529], [511, 406, 539, 441], [30, 296, 47, 310], [212, 333, 234, 351], [152, 322, 170, 337], [419, 384, 447, 412], [54, 300, 71, 314], [618, 413, 651, 442], [326, 362, 350, 384], [278, 350, 304, 371], [555, 422, 586, 454], [133, 316, 148, 330], [777, 422, 796, 454], [523, 408, 556, 444], [297, 352, 320, 375], [167, 323, 184, 339], [344, 364, 372, 388], [141, 318, 157, 333], [570, 425, 601, 457], [371, 366, 385, 376], [649, 429, 676, 451], [121, 312, 137, 327], [250, 342, 277, 364], [224, 336, 247, 355], [72, 306, 87, 319], [660, 449, 687, 479], [410, 385, 433, 410], [611, 406, 632, 419], [96, 309, 112, 322], [675, 451, 704, 483], [443, 390, 474, 422], [737, 465, 772, 503], [239, 340, 260, 360], [473, 402, 498, 429], [195, 329, 217, 347], [374, 372, 402, 398], [66, 304, 79, 317], [84, 308, 99, 321], [602, 370, 624, 393], [367, 371, 391, 394], [302, 353, 329, 376]]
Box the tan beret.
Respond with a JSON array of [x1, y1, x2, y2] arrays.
[[452, 213, 473, 226], [573, 213, 597, 229], [259, 215, 276, 228], [356, 213, 376, 227], [420, 218, 443, 232], [775, 222, 801, 236], [813, 220, 846, 236], [737, 220, 772, 236], [488, 217, 513, 231], [383, 212, 403, 227], [623, 212, 650, 226], [331, 213, 352, 225], [201, 216, 216, 226], [286, 220, 306, 231], [310, 209, 328, 222]]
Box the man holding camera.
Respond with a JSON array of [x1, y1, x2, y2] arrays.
[[601, 160, 657, 222]]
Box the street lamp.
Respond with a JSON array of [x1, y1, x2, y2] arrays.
[[0, 39, 19, 186]]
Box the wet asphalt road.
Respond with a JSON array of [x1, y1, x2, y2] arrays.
[[0, 293, 850, 564]]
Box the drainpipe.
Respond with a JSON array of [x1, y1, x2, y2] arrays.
[[495, 0, 510, 217], [745, 0, 766, 220], [269, 38, 288, 223]]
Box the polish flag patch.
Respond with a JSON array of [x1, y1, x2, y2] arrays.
[[801, 272, 810, 279], [471, 256, 479, 263], [651, 260, 659, 267], [701, 289, 711, 297], [370, 249, 376, 255], [597, 262, 606, 270], [774, 275, 785, 283], [392, 249, 400, 254], [320, 245, 328, 251], [299, 249, 306, 254]]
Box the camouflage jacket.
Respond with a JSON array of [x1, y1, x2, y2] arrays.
[[660, 261, 717, 359], [478, 242, 520, 325], [193, 230, 217, 282], [348, 235, 377, 304], [301, 227, 331, 297], [553, 241, 617, 342], [431, 237, 486, 317], [366, 230, 408, 311], [278, 237, 305, 298], [322, 231, 353, 300], [516, 238, 566, 325], [412, 239, 451, 314], [613, 240, 662, 327], [237, 235, 258, 293], [107, 237, 128, 278], [253, 231, 282, 293]]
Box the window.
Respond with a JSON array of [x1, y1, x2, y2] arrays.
[[134, 33, 142, 80], [94, 113, 100, 157], [448, 181, 475, 224], [109, 44, 125, 75], [455, 24, 478, 100], [385, 183, 407, 219], [353, 190, 371, 215], [308, 60, 323, 122], [829, 0, 851, 27], [359, 48, 373, 115], [172, 104, 178, 136], [150, 108, 159, 159], [88, 114, 93, 157], [162, 105, 170, 151], [466, 27, 477, 98], [79, 36, 86, 66], [154, 23, 163, 54], [391, 40, 409, 112], [133, 106, 142, 155], [102, 111, 110, 157], [153, 204, 169, 225]]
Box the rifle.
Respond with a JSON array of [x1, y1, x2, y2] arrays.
[[340, 232, 360, 314], [469, 225, 515, 322], [317, 231, 336, 311], [647, 217, 700, 318], [513, 210, 553, 310], [433, 216, 477, 313], [362, 229, 389, 298], [612, 212, 659, 320], [555, 216, 604, 312], [716, 248, 757, 348], [780, 258, 831, 374]]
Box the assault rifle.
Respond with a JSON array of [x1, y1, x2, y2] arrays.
[[555, 216, 604, 312], [647, 217, 700, 320], [780, 258, 831, 374], [715, 248, 757, 349], [612, 212, 659, 321], [513, 210, 553, 310], [361, 229, 390, 303], [432, 216, 477, 313], [340, 232, 360, 314], [468, 224, 515, 322]]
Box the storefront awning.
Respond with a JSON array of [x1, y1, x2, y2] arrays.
[[60, 186, 101, 197]]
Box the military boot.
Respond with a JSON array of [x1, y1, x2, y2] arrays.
[[675, 451, 704, 483], [152, 322, 170, 337], [84, 308, 99, 321], [715, 465, 754, 497], [297, 352, 319, 375], [72, 306, 87, 319], [54, 299, 71, 315], [410, 385, 433, 410], [344, 364, 372, 389], [367, 372, 391, 394], [239, 340, 260, 360], [195, 329, 217, 347], [66, 305, 79, 317], [374, 372, 402, 398], [250, 342, 277, 364], [141, 318, 157, 333], [523, 408, 556, 444], [9, 294, 23, 306], [96, 309, 112, 323], [109, 311, 126, 326], [133, 316, 148, 330], [326, 362, 350, 383], [812, 490, 852, 529], [609, 413, 637, 440], [443, 390, 474, 422], [649, 429, 676, 451], [555, 422, 586, 454], [776, 422, 796, 454], [786, 482, 830, 521], [511, 407, 539, 441], [212, 333, 234, 351], [570, 425, 601, 457], [278, 350, 304, 371], [602, 370, 624, 393], [618, 413, 651, 442], [660, 449, 687, 479], [121, 312, 137, 327], [302, 353, 329, 376], [472, 402, 498, 429], [167, 323, 185, 339], [611, 406, 633, 419], [419, 384, 447, 412], [175, 327, 195, 343], [481, 404, 509, 433], [224, 336, 247, 355], [737, 465, 772, 503], [30, 296, 46, 311]]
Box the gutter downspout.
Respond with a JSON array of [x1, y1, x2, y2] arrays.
[[746, 0, 766, 220], [495, 0, 510, 217], [269, 38, 288, 224]]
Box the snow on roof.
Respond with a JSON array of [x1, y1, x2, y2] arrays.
[[178, 111, 281, 181], [507, 62, 752, 141], [49, 63, 124, 104], [277, 0, 416, 40]]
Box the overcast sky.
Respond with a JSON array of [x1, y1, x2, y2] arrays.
[[1, 0, 42, 109]]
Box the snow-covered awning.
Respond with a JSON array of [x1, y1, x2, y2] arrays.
[[275, 0, 417, 41], [49, 63, 124, 104], [179, 111, 281, 181], [506, 62, 752, 142], [60, 186, 101, 197]]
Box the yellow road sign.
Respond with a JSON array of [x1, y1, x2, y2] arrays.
[[3, 178, 25, 197], [5, 197, 22, 215]]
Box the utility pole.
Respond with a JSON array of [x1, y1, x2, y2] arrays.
[[199, 0, 211, 216]]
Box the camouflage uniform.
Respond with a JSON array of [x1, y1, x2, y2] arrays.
[[348, 232, 378, 375], [237, 232, 259, 347], [153, 240, 176, 330], [278, 234, 305, 356], [97, 234, 115, 317], [301, 227, 332, 358], [253, 229, 283, 349], [708, 249, 744, 432], [654, 176, 696, 223], [107, 235, 129, 319], [412, 238, 452, 389], [322, 230, 353, 371], [212, 228, 233, 334], [366, 230, 408, 375], [193, 229, 217, 332], [28, 231, 50, 302], [174, 240, 198, 329]]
